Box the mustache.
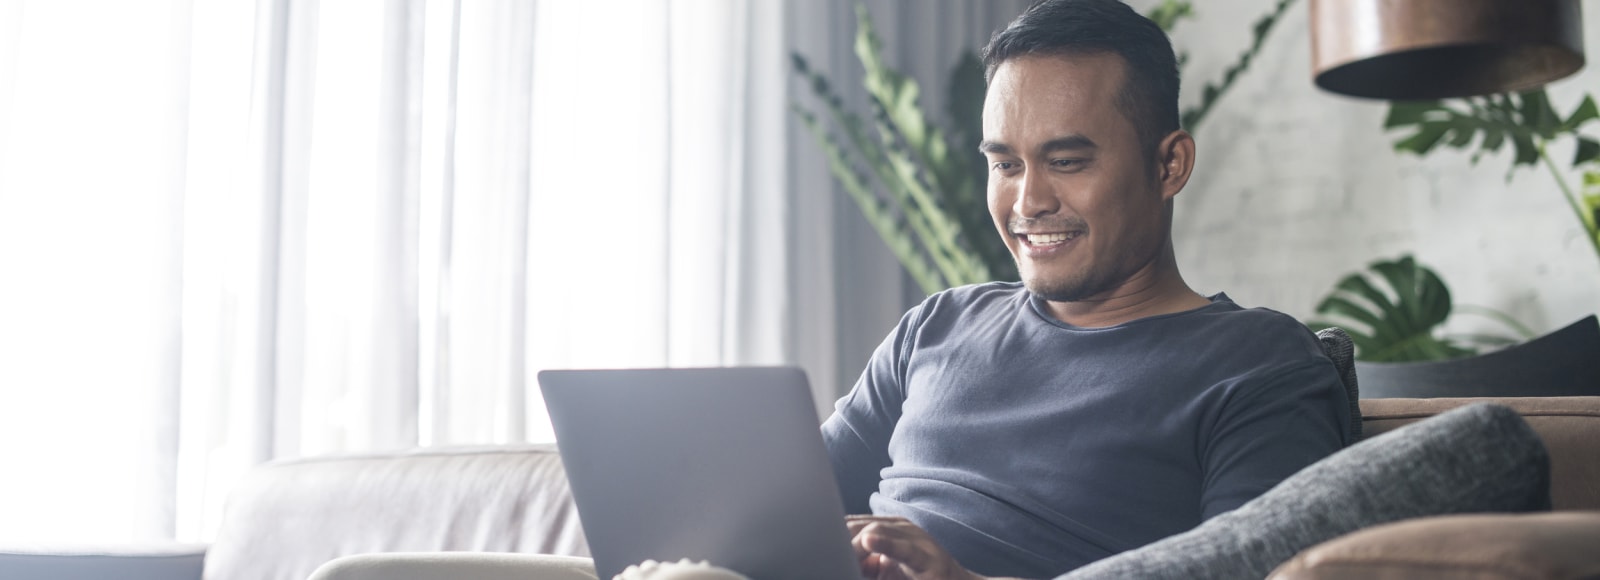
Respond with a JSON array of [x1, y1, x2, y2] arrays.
[[1008, 216, 1087, 232]]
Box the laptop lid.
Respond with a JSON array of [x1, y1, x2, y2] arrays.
[[538, 367, 862, 580]]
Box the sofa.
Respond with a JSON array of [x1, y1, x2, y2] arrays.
[[4, 396, 1595, 580], [0, 445, 589, 580], [1269, 396, 1600, 579]]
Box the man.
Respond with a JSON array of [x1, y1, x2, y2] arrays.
[[823, 1, 1352, 578]]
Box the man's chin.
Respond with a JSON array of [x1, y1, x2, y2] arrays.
[[1022, 276, 1096, 303]]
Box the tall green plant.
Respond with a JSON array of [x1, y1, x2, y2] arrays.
[[790, 6, 1004, 294], [1383, 90, 1600, 266], [790, 0, 1300, 294]]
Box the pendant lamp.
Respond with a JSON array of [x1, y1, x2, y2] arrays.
[[1311, 0, 1585, 100]]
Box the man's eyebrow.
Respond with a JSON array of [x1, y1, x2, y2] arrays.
[[1040, 134, 1097, 153], [977, 135, 1099, 156], [978, 140, 1012, 155]]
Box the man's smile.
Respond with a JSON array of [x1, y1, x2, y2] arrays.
[[1020, 231, 1082, 245], [1014, 229, 1084, 257]]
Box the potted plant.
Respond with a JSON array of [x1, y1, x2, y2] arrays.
[[1308, 254, 1599, 398], [1317, 84, 1600, 398]]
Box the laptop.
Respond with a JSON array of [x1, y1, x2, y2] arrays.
[[538, 367, 864, 580]]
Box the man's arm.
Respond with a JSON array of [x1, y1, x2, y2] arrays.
[[1199, 359, 1351, 518], [821, 304, 924, 514]]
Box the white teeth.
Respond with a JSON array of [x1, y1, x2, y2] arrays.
[[1025, 232, 1078, 244]]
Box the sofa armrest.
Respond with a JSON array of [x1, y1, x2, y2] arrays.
[[0, 543, 206, 580], [308, 552, 598, 580], [207, 445, 587, 580], [1269, 512, 1600, 579]]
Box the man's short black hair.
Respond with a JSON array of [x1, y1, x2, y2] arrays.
[[982, 0, 1180, 156]]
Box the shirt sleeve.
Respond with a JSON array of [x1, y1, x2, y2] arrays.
[[820, 303, 923, 515], [1198, 358, 1352, 519]]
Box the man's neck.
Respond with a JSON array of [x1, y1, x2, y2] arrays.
[[1041, 252, 1211, 328]]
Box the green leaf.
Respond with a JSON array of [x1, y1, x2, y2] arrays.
[[1583, 168, 1600, 234], [1315, 296, 1391, 338], [1145, 0, 1195, 31], [1519, 90, 1562, 137], [1309, 255, 1478, 363], [1574, 137, 1600, 167], [945, 51, 985, 153], [1384, 101, 1444, 128], [791, 103, 946, 293], [1382, 91, 1600, 181], [837, 4, 1007, 289], [1480, 126, 1506, 152], [1179, 0, 1293, 132], [1510, 132, 1540, 166], [1394, 122, 1452, 155], [1561, 95, 1598, 132], [1414, 266, 1454, 330], [944, 51, 1016, 284], [790, 53, 810, 74], [1331, 274, 1400, 335], [1453, 304, 1537, 340], [1369, 256, 1423, 328]]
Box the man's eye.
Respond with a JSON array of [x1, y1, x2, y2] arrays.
[[1050, 158, 1082, 168], [990, 161, 1018, 171]]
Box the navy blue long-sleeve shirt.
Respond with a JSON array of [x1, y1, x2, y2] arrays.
[[822, 283, 1350, 578]]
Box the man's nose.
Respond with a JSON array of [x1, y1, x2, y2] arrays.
[[1014, 167, 1059, 218]]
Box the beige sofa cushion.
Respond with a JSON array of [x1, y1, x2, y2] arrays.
[[1270, 512, 1600, 579], [1274, 399, 1600, 579], [204, 445, 588, 580], [1361, 397, 1600, 511]]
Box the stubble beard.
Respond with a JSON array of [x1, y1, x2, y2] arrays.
[[1020, 259, 1117, 303], [1018, 230, 1168, 304]]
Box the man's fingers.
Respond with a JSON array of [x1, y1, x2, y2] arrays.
[[848, 515, 916, 562], [868, 553, 909, 580], [864, 528, 934, 570], [854, 521, 938, 573], [845, 516, 981, 579], [847, 515, 911, 530]]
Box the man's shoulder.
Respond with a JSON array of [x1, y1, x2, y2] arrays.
[[929, 280, 1027, 301], [1184, 298, 1330, 370], [1200, 298, 1311, 334], [889, 282, 1031, 341], [917, 281, 1029, 316]]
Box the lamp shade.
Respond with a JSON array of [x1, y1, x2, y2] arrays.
[[1311, 0, 1585, 100]]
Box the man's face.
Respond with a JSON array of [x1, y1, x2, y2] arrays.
[[981, 53, 1171, 303]]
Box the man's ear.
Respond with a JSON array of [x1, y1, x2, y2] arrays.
[[1155, 130, 1195, 201]]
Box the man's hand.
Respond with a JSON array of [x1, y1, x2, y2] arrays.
[[846, 515, 995, 580]]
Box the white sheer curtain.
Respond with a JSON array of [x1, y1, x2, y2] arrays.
[[174, 0, 796, 540], [0, 0, 191, 543], [0, 0, 792, 543]]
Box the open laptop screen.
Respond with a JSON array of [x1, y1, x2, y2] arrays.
[[539, 367, 863, 580]]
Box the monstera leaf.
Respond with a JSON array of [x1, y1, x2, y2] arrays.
[[1308, 255, 1476, 362], [1385, 91, 1599, 171], [1384, 91, 1600, 266]]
